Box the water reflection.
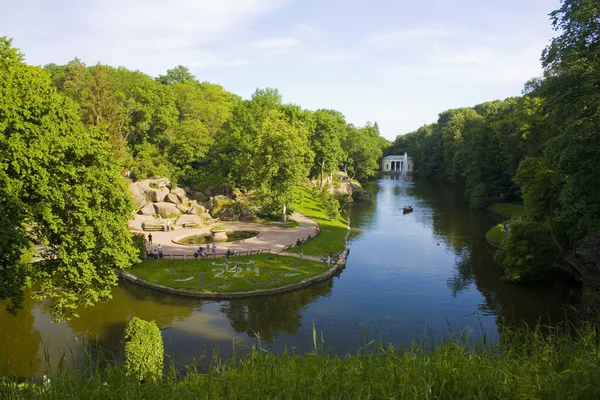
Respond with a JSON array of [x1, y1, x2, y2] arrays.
[[0, 178, 578, 375]]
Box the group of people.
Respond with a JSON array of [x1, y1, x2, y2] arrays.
[[295, 227, 321, 247], [149, 244, 163, 259], [195, 243, 218, 258]]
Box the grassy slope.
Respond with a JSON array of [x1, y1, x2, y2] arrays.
[[129, 254, 327, 293], [487, 203, 526, 218], [5, 327, 600, 399], [287, 187, 348, 257]]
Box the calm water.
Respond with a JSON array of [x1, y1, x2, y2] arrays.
[[0, 178, 578, 377]]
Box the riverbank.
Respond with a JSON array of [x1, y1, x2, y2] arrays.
[[484, 203, 525, 248], [3, 325, 599, 399]]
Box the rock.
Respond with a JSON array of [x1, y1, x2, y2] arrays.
[[189, 190, 209, 202], [183, 186, 192, 195], [203, 184, 233, 198], [134, 178, 171, 203], [142, 221, 164, 231], [352, 187, 371, 202], [129, 183, 147, 209], [154, 202, 182, 215], [176, 214, 203, 228], [171, 187, 187, 198], [176, 203, 189, 213], [191, 205, 207, 215], [165, 193, 181, 204], [139, 203, 157, 215]]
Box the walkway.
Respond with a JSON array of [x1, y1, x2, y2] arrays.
[[135, 212, 323, 262]]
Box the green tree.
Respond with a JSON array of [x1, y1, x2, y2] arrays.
[[0, 38, 138, 319], [311, 109, 347, 186]]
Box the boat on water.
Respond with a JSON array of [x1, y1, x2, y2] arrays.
[[403, 206, 413, 213]]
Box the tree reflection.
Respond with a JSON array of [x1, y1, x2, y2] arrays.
[[62, 281, 199, 355], [0, 294, 42, 377], [220, 280, 333, 342]]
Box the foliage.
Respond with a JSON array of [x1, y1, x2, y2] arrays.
[[287, 187, 348, 257], [4, 325, 600, 399], [494, 221, 557, 282], [0, 38, 139, 319], [210, 225, 227, 231], [343, 123, 384, 183], [123, 317, 163, 382], [131, 233, 147, 260], [130, 255, 328, 292], [485, 224, 507, 248]]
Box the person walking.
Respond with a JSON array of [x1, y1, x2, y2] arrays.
[[148, 233, 153, 244], [157, 244, 163, 259], [211, 243, 217, 256], [166, 219, 171, 232], [300, 248, 304, 258], [326, 254, 331, 264]]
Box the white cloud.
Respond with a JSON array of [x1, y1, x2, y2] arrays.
[[2, 0, 294, 75]]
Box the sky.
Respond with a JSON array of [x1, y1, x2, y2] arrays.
[[1, 0, 561, 140]]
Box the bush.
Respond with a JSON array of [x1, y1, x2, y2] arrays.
[[123, 317, 164, 382], [132, 233, 147, 260], [485, 224, 506, 248], [494, 221, 557, 282]]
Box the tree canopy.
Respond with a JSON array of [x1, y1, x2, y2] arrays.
[[0, 37, 139, 319]]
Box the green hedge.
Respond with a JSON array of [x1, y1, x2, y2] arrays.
[[123, 317, 163, 382]]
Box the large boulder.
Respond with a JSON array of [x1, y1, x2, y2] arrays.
[[175, 214, 203, 228], [176, 203, 189, 213], [134, 178, 171, 203], [154, 202, 182, 216], [189, 190, 209, 202], [171, 187, 187, 199], [130, 183, 147, 209], [139, 203, 157, 215], [203, 184, 233, 198], [165, 193, 181, 204]]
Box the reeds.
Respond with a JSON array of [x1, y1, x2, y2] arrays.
[[2, 322, 600, 399]]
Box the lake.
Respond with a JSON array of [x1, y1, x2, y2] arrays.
[[0, 177, 578, 377]]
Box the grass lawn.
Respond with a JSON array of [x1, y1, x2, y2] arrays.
[[287, 187, 349, 257], [487, 202, 526, 218], [129, 254, 328, 293]]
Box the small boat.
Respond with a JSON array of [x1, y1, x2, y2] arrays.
[[402, 206, 413, 213]]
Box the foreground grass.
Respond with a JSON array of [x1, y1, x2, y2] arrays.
[[4, 326, 600, 399], [129, 255, 328, 293], [287, 187, 348, 257], [487, 202, 526, 218]]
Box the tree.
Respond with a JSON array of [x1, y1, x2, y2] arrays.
[[157, 65, 197, 85], [0, 38, 139, 319], [311, 109, 347, 186], [343, 123, 382, 183]]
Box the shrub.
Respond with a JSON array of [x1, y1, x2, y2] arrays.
[[485, 224, 506, 248], [211, 225, 227, 231], [123, 317, 163, 382], [494, 221, 557, 282], [131, 233, 147, 260]]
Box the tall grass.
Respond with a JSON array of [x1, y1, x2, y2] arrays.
[[3, 323, 600, 399]]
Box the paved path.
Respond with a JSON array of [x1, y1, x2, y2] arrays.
[[137, 212, 323, 261]]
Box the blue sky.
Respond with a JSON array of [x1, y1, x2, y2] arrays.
[[1, 0, 560, 140]]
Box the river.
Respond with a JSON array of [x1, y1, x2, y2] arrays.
[[0, 177, 579, 377]]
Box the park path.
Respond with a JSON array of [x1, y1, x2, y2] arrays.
[[138, 212, 323, 261]]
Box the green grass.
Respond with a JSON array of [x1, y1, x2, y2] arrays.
[[129, 255, 328, 293], [260, 218, 300, 228], [4, 325, 600, 399], [485, 224, 506, 248], [487, 202, 526, 218], [287, 187, 349, 257]]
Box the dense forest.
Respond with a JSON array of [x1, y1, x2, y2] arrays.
[[389, 0, 600, 285], [0, 36, 387, 318]]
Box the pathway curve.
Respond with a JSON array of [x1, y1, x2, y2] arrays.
[[136, 212, 323, 261]]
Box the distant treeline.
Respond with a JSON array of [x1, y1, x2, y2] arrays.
[[388, 0, 600, 284]]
